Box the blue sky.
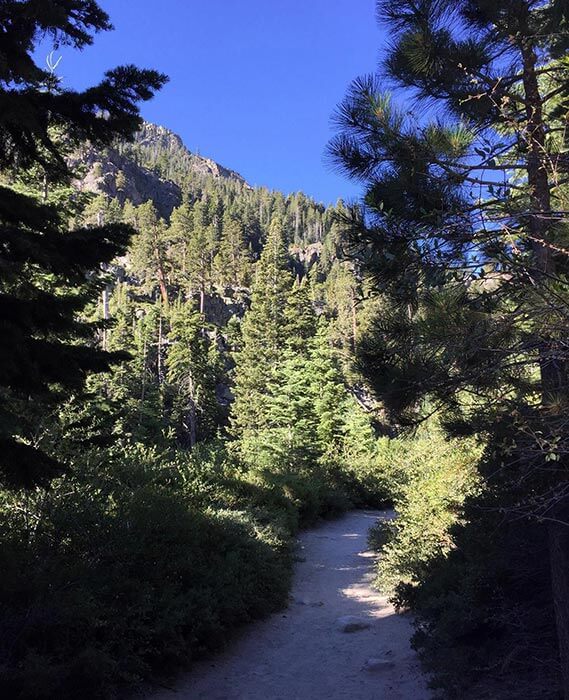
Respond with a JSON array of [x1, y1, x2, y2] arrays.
[[49, 0, 386, 204]]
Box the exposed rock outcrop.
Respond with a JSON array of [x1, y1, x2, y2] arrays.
[[70, 122, 250, 219], [70, 144, 182, 219]]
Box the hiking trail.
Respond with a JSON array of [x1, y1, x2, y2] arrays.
[[150, 510, 431, 700]]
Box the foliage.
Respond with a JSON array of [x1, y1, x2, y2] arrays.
[[0, 444, 291, 698], [329, 0, 569, 696], [0, 0, 166, 487], [0, 4, 394, 699], [370, 422, 482, 604]]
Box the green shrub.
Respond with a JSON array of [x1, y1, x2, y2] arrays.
[[0, 435, 383, 698], [0, 446, 293, 698], [371, 423, 482, 607]]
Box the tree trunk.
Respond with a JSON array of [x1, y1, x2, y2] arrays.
[[187, 399, 197, 448], [186, 372, 197, 448], [350, 287, 357, 351], [520, 30, 569, 697], [157, 263, 169, 305], [153, 228, 169, 305], [550, 512, 569, 700], [157, 310, 164, 386], [102, 286, 110, 351]]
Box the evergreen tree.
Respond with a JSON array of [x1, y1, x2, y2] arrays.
[[260, 279, 321, 471], [127, 301, 166, 443], [127, 201, 170, 303], [166, 301, 220, 447], [265, 349, 320, 472], [328, 0, 569, 691], [284, 280, 318, 353], [340, 395, 376, 474], [168, 198, 194, 284], [0, 1, 166, 486], [310, 319, 348, 461], [230, 214, 293, 459], [184, 197, 219, 311], [213, 209, 252, 287], [81, 193, 123, 227]]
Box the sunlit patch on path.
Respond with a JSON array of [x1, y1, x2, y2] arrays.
[[149, 510, 431, 700]]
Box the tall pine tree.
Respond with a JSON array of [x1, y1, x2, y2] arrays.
[[329, 0, 569, 691], [230, 214, 292, 462], [0, 1, 166, 486]]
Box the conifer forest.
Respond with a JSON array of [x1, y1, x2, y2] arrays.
[[1, 1, 569, 698]]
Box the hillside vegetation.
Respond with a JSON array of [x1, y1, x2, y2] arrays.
[[0, 45, 389, 700], [2, 2, 568, 699]]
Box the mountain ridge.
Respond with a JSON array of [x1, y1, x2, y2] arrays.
[[72, 121, 250, 218]]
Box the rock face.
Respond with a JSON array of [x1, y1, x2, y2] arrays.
[[70, 122, 250, 219], [70, 144, 182, 219], [132, 123, 249, 185], [290, 242, 323, 278], [335, 616, 372, 633]]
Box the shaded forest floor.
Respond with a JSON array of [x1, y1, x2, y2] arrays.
[[147, 510, 430, 700]]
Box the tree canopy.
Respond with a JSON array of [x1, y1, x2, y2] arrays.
[[0, 0, 166, 486]]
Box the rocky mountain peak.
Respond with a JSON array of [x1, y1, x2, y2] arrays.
[[131, 122, 249, 186], [71, 121, 250, 219]]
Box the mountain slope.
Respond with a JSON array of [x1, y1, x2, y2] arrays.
[[71, 122, 249, 218]]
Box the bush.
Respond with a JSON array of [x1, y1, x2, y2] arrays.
[[370, 423, 482, 606], [0, 436, 379, 698], [370, 422, 558, 698], [0, 445, 292, 698]]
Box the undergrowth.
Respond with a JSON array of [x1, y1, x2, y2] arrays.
[[0, 439, 382, 698]]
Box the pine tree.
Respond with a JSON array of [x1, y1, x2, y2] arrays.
[[340, 396, 376, 474], [284, 280, 318, 353], [265, 349, 320, 472], [168, 198, 194, 284], [0, 1, 166, 486], [81, 193, 123, 227], [259, 279, 321, 471], [328, 0, 569, 691], [127, 201, 170, 303], [310, 319, 348, 461], [184, 197, 219, 312], [166, 301, 220, 447], [230, 214, 293, 460], [213, 209, 252, 287]]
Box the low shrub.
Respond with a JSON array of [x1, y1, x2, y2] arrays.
[[0, 437, 378, 698], [369, 423, 482, 607]]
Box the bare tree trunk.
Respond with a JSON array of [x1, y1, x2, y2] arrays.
[[157, 310, 164, 385], [153, 228, 169, 306], [187, 393, 197, 448], [157, 263, 169, 305], [140, 334, 147, 403], [102, 286, 110, 351], [350, 287, 357, 351]]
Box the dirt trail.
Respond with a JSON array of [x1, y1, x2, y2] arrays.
[[151, 510, 431, 700]]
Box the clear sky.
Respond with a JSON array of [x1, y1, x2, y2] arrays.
[[49, 0, 386, 205]]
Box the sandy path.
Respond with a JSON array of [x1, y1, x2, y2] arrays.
[[151, 510, 431, 700]]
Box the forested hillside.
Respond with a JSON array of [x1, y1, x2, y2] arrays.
[[69, 119, 373, 452], [0, 8, 386, 696], [2, 2, 569, 699]]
